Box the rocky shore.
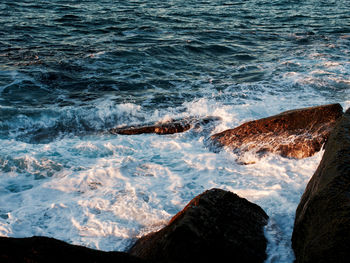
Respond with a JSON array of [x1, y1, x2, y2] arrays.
[[292, 107, 350, 263], [1, 103, 349, 263]]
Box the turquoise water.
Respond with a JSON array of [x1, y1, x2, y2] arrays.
[[0, 1, 350, 262]]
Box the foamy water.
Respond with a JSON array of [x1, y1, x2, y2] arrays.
[[0, 96, 341, 262]]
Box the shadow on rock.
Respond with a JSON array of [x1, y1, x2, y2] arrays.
[[129, 188, 269, 263], [0, 236, 146, 263], [292, 107, 350, 263]]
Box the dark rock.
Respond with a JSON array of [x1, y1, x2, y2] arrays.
[[210, 104, 343, 159], [0, 236, 145, 263], [129, 188, 269, 263], [292, 108, 350, 263], [110, 116, 221, 135]]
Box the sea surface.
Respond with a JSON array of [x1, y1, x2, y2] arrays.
[[1, 0, 350, 261]]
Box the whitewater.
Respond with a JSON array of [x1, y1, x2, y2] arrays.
[[1, 0, 350, 262]]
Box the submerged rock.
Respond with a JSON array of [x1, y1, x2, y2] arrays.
[[0, 236, 145, 263], [292, 108, 350, 263], [129, 188, 269, 263], [110, 116, 221, 135], [210, 103, 343, 159]]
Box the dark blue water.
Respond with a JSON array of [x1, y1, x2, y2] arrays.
[[1, 0, 350, 142], [0, 1, 350, 261]]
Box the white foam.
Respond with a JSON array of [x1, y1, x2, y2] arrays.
[[0, 89, 338, 257]]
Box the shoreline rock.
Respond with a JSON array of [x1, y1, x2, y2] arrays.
[[210, 103, 343, 159], [129, 188, 269, 263], [0, 236, 146, 263], [110, 116, 221, 135], [292, 108, 350, 263]]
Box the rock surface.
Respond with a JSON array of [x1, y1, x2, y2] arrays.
[[0, 236, 145, 263], [292, 108, 350, 263], [129, 188, 269, 263], [210, 103, 343, 159], [110, 116, 221, 135]]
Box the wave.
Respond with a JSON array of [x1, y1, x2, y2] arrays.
[[0, 101, 144, 143]]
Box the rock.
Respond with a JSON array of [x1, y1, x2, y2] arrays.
[[0, 236, 145, 263], [210, 104, 343, 159], [110, 121, 191, 135], [129, 188, 269, 263], [110, 116, 221, 135], [292, 108, 350, 263]]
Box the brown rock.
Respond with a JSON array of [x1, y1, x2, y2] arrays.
[[210, 104, 343, 159], [292, 108, 350, 263], [110, 116, 221, 135], [129, 188, 269, 263], [0, 236, 146, 263]]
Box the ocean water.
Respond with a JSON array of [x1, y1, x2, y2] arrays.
[[1, 0, 350, 261]]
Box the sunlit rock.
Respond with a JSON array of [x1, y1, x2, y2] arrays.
[[210, 103, 343, 159]]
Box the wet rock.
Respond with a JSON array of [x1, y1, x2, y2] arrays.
[[210, 104, 343, 159], [110, 116, 221, 135], [110, 121, 191, 135], [0, 236, 145, 263], [129, 188, 269, 263], [292, 108, 350, 263]]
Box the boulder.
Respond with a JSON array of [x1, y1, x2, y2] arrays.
[[292, 108, 350, 263], [110, 116, 221, 135], [129, 188, 269, 263], [0, 236, 145, 263], [210, 104, 343, 159]]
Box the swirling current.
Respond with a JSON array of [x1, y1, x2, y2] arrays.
[[0, 0, 350, 262]]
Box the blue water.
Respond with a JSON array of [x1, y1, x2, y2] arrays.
[[1, 0, 350, 262]]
